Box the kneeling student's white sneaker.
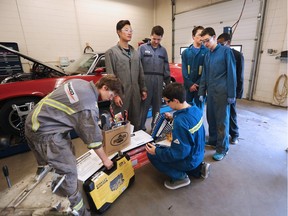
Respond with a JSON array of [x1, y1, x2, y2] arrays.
[[164, 176, 191, 190]]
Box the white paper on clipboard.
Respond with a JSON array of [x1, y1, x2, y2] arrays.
[[76, 149, 117, 182]]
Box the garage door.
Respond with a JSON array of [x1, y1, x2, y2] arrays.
[[174, 0, 262, 98]]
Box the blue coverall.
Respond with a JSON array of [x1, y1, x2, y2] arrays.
[[147, 105, 205, 180], [198, 44, 236, 154], [181, 44, 208, 112]]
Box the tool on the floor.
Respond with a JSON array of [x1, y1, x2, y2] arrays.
[[52, 174, 66, 193], [2, 165, 12, 188], [8, 165, 52, 208]]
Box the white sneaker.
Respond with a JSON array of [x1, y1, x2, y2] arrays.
[[164, 176, 191, 190], [200, 162, 211, 179]]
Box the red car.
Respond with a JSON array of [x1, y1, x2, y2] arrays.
[[0, 45, 106, 136], [0, 45, 182, 136]]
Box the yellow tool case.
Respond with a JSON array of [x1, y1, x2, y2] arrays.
[[83, 154, 135, 214]]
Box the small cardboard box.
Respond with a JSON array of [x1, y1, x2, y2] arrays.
[[102, 122, 131, 156]]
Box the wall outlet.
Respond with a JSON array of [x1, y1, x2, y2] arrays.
[[267, 49, 273, 54]]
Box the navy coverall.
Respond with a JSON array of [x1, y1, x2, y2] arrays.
[[230, 49, 244, 139], [138, 41, 170, 130]]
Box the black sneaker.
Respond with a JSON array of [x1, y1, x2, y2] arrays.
[[200, 162, 211, 179], [164, 176, 191, 190]]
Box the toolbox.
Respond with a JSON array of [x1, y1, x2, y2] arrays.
[[83, 153, 135, 214]]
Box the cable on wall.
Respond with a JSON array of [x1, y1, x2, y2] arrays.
[[73, 0, 83, 52], [15, 0, 31, 69], [231, 0, 247, 36], [273, 74, 288, 105]]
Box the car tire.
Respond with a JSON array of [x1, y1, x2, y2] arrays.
[[0, 97, 40, 136]]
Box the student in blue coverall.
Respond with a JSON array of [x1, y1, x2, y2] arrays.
[[217, 33, 244, 145], [181, 26, 208, 112], [145, 82, 210, 190], [198, 27, 236, 161], [139, 25, 170, 131]]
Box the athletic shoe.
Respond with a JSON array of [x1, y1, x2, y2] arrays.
[[200, 162, 211, 179], [213, 151, 228, 161], [164, 176, 191, 190], [231, 137, 239, 144]]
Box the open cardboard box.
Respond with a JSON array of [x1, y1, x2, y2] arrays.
[[102, 122, 131, 156]]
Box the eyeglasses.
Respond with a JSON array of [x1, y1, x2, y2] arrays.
[[202, 37, 212, 44], [219, 42, 228, 46], [122, 28, 133, 33], [165, 99, 172, 104]]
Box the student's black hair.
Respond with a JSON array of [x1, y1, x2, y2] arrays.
[[151, 25, 164, 36], [163, 82, 186, 103], [116, 20, 131, 31], [192, 26, 204, 36], [200, 27, 216, 37], [217, 33, 231, 41]]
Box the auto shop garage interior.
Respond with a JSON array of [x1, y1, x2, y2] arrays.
[[0, 0, 287, 216]]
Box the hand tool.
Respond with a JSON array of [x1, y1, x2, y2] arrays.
[[8, 165, 52, 208], [124, 110, 128, 122], [2, 165, 12, 188]]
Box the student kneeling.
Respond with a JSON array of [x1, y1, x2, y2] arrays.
[[145, 82, 210, 190]]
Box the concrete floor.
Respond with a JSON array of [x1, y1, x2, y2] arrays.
[[0, 99, 287, 216]]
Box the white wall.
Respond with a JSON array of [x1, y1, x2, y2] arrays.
[[0, 0, 154, 64], [253, 0, 287, 106], [155, 0, 172, 62]]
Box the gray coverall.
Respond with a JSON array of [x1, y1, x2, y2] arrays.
[[25, 79, 103, 216], [138, 42, 170, 130], [105, 44, 147, 131]]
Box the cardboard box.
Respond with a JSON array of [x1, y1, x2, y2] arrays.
[[102, 122, 131, 156]]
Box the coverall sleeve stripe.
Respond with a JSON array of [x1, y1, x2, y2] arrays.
[[73, 198, 84, 211], [31, 98, 76, 132], [31, 102, 44, 132], [189, 117, 203, 134], [87, 142, 102, 149], [45, 99, 76, 115]]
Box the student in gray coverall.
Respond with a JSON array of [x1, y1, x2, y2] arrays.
[[138, 25, 170, 131], [25, 75, 123, 216], [105, 20, 147, 131]]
